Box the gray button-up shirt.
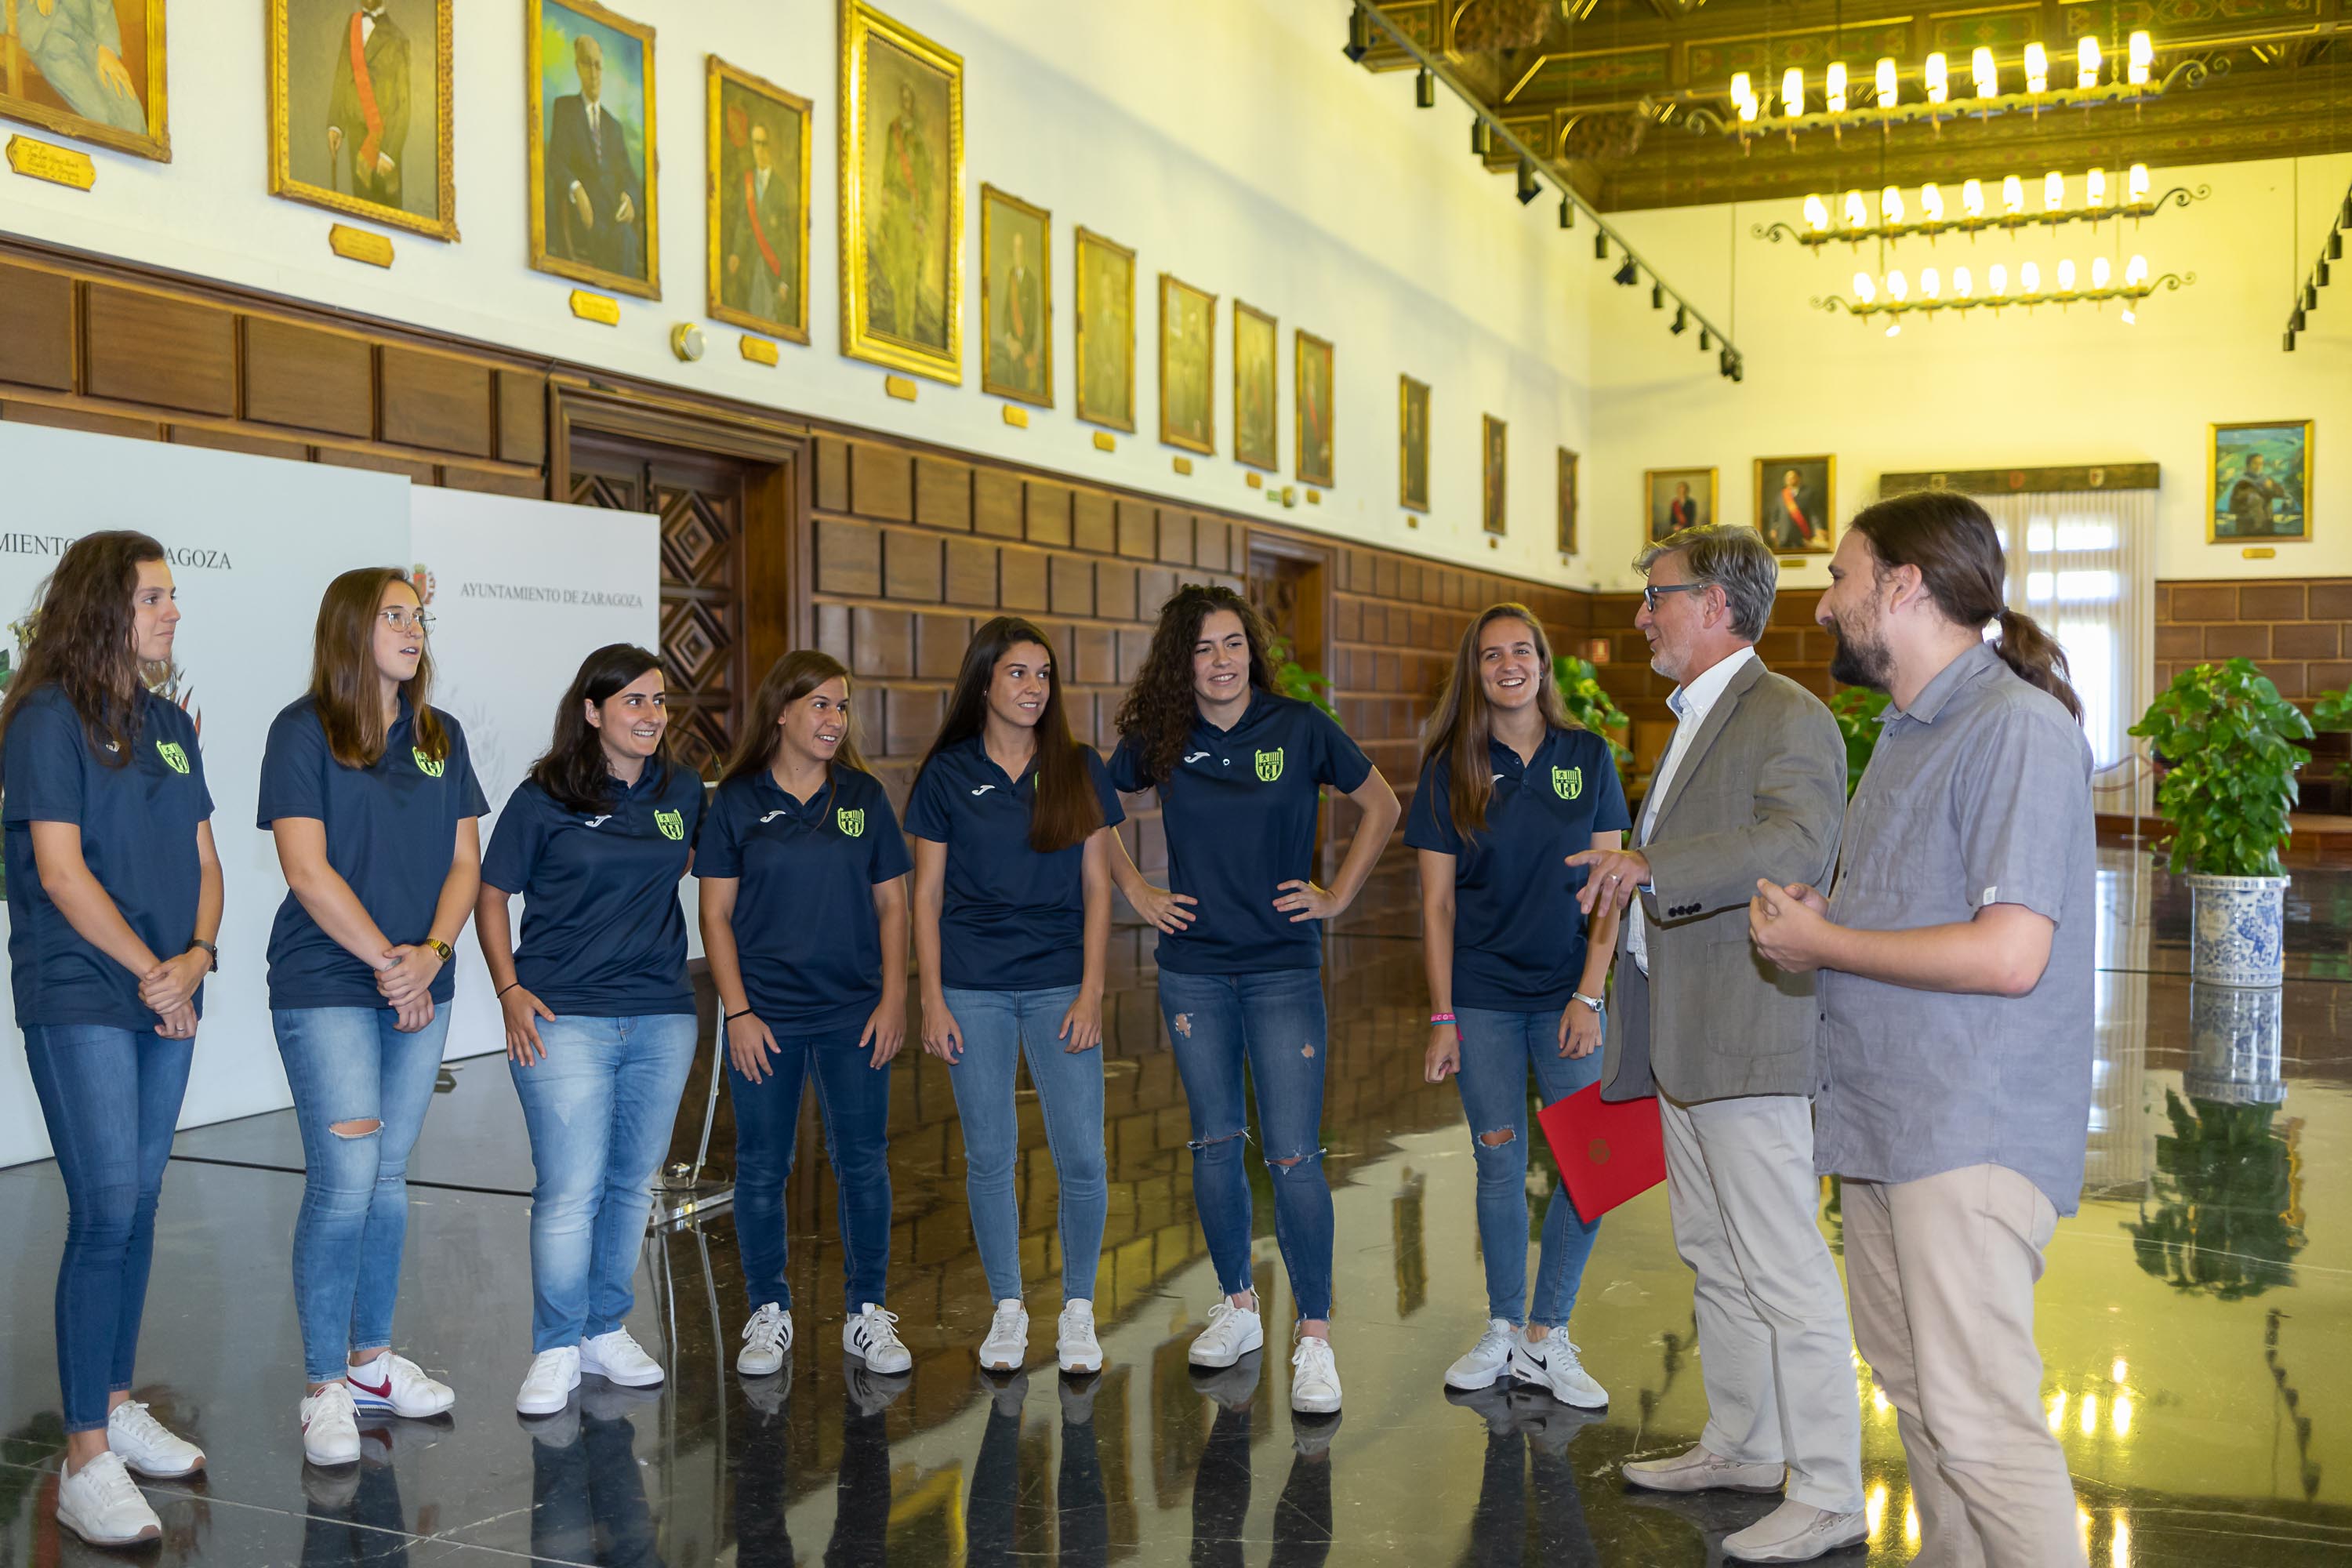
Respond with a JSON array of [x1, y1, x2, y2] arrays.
[[1812, 641, 2096, 1216]]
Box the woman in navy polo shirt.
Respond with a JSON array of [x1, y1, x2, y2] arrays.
[[259, 566, 488, 1469], [700, 650, 912, 1383], [907, 616, 1124, 1377], [1107, 584, 1399, 1415], [2, 532, 219, 1546], [1407, 604, 1628, 1414], [477, 644, 704, 1417]]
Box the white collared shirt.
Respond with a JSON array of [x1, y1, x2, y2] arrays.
[[1628, 644, 1757, 975]]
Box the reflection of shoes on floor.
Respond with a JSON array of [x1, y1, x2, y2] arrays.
[[300, 1460, 361, 1512], [519, 1403, 580, 1451], [1443, 1381, 1519, 1437], [983, 1370, 1029, 1421], [354, 1419, 395, 1469], [1189, 1352, 1262, 1411], [1721, 1500, 1869, 1563], [1291, 1410, 1342, 1459], [1516, 1399, 1604, 1458], [579, 1379, 661, 1423], [1058, 1375, 1098, 1427], [740, 1359, 792, 1417], [845, 1363, 911, 1418], [1622, 1445, 1786, 1496]]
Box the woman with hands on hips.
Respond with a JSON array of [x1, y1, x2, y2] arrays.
[[697, 651, 913, 1385]]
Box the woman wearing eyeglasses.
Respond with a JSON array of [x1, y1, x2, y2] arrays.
[[259, 568, 487, 1468]]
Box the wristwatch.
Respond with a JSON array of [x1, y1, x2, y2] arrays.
[[1570, 991, 1605, 1015], [188, 938, 218, 971], [426, 938, 454, 963]]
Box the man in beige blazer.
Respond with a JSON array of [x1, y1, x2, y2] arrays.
[[1571, 524, 1860, 1566]]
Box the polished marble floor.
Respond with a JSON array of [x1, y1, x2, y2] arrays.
[[4, 851, 2350, 1566]]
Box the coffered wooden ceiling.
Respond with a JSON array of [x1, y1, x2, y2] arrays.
[[1361, 0, 2352, 210]]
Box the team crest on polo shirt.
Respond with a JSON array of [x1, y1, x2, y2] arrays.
[[412, 747, 445, 779], [1552, 765, 1582, 801], [655, 808, 685, 840], [154, 740, 190, 775], [1254, 747, 1284, 782], [837, 808, 866, 837]]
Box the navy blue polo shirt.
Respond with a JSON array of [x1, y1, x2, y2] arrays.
[[257, 695, 489, 1011], [1108, 691, 1372, 975], [904, 736, 1126, 991], [1405, 727, 1630, 1011], [2, 684, 214, 1029], [699, 764, 912, 1035], [481, 760, 705, 1018]]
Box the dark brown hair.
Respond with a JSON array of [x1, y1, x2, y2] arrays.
[[1112, 583, 1276, 786], [1420, 604, 1573, 839], [919, 617, 1102, 853], [0, 530, 166, 768], [720, 649, 871, 784], [309, 567, 449, 768], [529, 642, 671, 814], [1847, 489, 2084, 722]]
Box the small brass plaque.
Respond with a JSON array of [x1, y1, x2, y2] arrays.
[[884, 376, 918, 401], [1305, 488, 1321, 506], [569, 290, 622, 325], [6, 136, 95, 191], [1779, 556, 1802, 569], [1245, 472, 1263, 491], [1003, 405, 1029, 428], [740, 336, 780, 367], [328, 225, 394, 268], [1093, 431, 1116, 452], [1406, 516, 1419, 528], [2241, 546, 2277, 560], [1172, 456, 1192, 475]]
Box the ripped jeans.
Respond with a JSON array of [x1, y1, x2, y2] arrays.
[[1453, 1007, 1604, 1328], [1156, 967, 1334, 1322]]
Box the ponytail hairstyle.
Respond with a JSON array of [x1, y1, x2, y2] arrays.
[[1846, 490, 2085, 723], [0, 529, 166, 768], [1420, 604, 1572, 839], [1112, 583, 1277, 786], [720, 649, 871, 785], [309, 566, 450, 769], [920, 616, 1102, 853], [528, 642, 670, 814]]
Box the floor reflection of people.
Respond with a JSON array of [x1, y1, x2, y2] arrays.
[[1185, 1355, 1334, 1568], [1447, 1388, 1601, 1568], [965, 1374, 1027, 1568], [301, 1417, 408, 1566], [731, 1360, 794, 1567], [530, 1383, 665, 1567], [1058, 1379, 1109, 1568], [827, 1365, 906, 1568]]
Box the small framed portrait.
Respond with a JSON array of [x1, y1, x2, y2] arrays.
[[1558, 447, 1579, 556], [1645, 466, 1717, 542], [528, 0, 659, 299], [270, 0, 454, 239], [1159, 273, 1215, 456], [1296, 330, 1335, 488], [2209, 421, 2313, 543], [980, 184, 1050, 406], [707, 57, 809, 344], [1233, 301, 1278, 472], [1399, 376, 1430, 513], [0, 0, 168, 160], [1074, 226, 1135, 433], [839, 0, 964, 383], [1482, 414, 1508, 535], [1753, 455, 1835, 554]]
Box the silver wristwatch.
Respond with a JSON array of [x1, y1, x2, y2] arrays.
[[1570, 991, 1605, 1015]]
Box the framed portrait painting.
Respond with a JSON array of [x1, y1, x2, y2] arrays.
[[1558, 447, 1578, 556], [839, 0, 962, 383], [707, 57, 809, 343], [1645, 466, 1716, 542], [1296, 330, 1334, 488], [270, 0, 454, 239], [1399, 376, 1430, 514], [1481, 415, 1507, 536], [1074, 226, 1134, 433], [1, 0, 168, 160], [527, 0, 658, 299], [1233, 301, 1278, 472], [2209, 421, 2312, 543], [1753, 455, 1835, 554], [980, 184, 1050, 406], [1159, 274, 1216, 456]]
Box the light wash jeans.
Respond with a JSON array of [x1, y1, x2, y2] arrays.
[[940, 984, 1106, 1304], [508, 1012, 697, 1352], [1452, 1006, 1604, 1328], [273, 1006, 451, 1384]]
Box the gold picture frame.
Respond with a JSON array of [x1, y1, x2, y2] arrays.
[[1159, 272, 1216, 456], [1074, 226, 1135, 433], [1399, 375, 1430, 513], [1644, 466, 1719, 542], [527, 0, 660, 299], [2208, 419, 2313, 543], [1558, 447, 1578, 555], [980, 183, 1051, 408], [269, 0, 456, 241], [706, 56, 810, 344], [1233, 301, 1279, 472], [1752, 455, 1835, 554], [0, 0, 169, 161], [1295, 329, 1334, 488], [1481, 414, 1508, 536], [838, 0, 963, 383]]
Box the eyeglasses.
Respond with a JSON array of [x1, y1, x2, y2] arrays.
[[379, 609, 437, 633], [1641, 583, 1705, 613]]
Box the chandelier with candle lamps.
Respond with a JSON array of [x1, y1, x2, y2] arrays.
[[1756, 167, 2211, 248]]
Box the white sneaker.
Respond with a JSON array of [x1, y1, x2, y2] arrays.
[[347, 1352, 455, 1417], [56, 1450, 161, 1546], [1056, 1300, 1103, 1375], [844, 1302, 913, 1374], [107, 1399, 205, 1478], [979, 1299, 1029, 1373], [1722, 1500, 1870, 1563], [739, 1302, 793, 1377], [516, 1347, 582, 1416], [1289, 1335, 1342, 1414], [1188, 1301, 1264, 1368], [582, 1327, 664, 1388], [1519, 1333, 1608, 1410], [299, 1382, 362, 1468], [1444, 1318, 1519, 1392]]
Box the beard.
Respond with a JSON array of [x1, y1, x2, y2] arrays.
[[1825, 612, 1895, 691]]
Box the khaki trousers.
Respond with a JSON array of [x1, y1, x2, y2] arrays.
[[1842, 1163, 2086, 1568]]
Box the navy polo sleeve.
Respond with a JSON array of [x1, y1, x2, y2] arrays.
[[189, 733, 216, 822], [256, 703, 328, 826], [698, 780, 747, 878], [1305, 706, 1374, 793], [1403, 755, 1461, 854], [441, 717, 492, 818], [2, 693, 86, 826], [1084, 748, 1127, 832], [1588, 735, 1632, 837], [902, 757, 953, 844], [684, 773, 709, 849], [1106, 733, 1149, 793], [480, 782, 546, 895], [865, 782, 913, 883]]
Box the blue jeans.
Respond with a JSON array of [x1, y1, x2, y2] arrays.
[[274, 1007, 452, 1383], [942, 985, 1106, 1304], [1156, 967, 1334, 1322], [728, 1026, 892, 1313], [1454, 1006, 1604, 1327], [23, 1025, 194, 1432], [509, 1013, 697, 1352]]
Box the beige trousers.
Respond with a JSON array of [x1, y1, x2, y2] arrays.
[[1842, 1163, 2087, 1568]]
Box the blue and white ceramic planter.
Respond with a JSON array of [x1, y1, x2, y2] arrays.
[[2187, 873, 2288, 987], [2185, 982, 2285, 1105]]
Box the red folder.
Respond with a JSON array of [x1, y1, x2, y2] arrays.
[[1537, 1083, 1666, 1219]]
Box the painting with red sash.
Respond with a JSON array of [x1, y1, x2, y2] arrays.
[[1752, 454, 1836, 555], [270, 0, 455, 240], [708, 57, 809, 345]]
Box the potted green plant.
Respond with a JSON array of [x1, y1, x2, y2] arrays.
[[2129, 658, 2312, 986], [1552, 654, 1632, 766], [1826, 686, 1890, 798]]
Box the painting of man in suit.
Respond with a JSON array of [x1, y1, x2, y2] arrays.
[[528, 0, 657, 297], [1160, 275, 1215, 456], [1297, 332, 1335, 488], [2, 0, 164, 158], [1646, 467, 1716, 543], [271, 1, 451, 236], [1075, 227, 1134, 432], [710, 63, 807, 341], [1755, 455, 1835, 554], [1235, 305, 1278, 472], [981, 185, 1049, 406], [863, 58, 949, 351], [2209, 422, 2311, 542], [325, 2, 408, 207], [1482, 414, 1508, 535], [1399, 376, 1430, 511]]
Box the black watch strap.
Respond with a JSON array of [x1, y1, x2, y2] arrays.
[[189, 938, 219, 971]]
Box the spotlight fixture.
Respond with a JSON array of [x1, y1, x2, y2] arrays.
[[1699, 328, 1712, 350], [1594, 230, 1610, 260], [1650, 281, 1665, 309], [1719, 347, 1736, 376], [1559, 195, 1576, 229], [1517, 158, 1540, 205], [1415, 67, 1436, 108], [1613, 256, 1639, 287], [2303, 281, 2319, 311], [2330, 230, 2343, 261], [1343, 6, 1373, 63], [1671, 305, 1689, 334], [2282, 329, 2296, 350], [1471, 118, 1492, 157], [2289, 306, 2307, 332]]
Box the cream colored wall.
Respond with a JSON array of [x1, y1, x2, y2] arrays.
[[1591, 152, 2352, 592]]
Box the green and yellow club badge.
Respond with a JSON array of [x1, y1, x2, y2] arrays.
[[655, 808, 685, 841], [413, 748, 445, 779], [1254, 747, 1285, 782], [1552, 765, 1583, 800], [837, 808, 866, 837], [154, 740, 189, 775]]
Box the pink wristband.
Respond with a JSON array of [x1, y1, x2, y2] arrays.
[[1428, 1011, 1456, 1025]]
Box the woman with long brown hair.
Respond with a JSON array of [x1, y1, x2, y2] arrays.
[[699, 651, 913, 1388], [907, 617, 1123, 1377], [3, 531, 220, 1545], [1106, 583, 1399, 1416], [259, 567, 487, 1468], [1406, 604, 1627, 1413]]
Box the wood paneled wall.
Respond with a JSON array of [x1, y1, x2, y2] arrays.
[[2156, 579, 2352, 701]]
